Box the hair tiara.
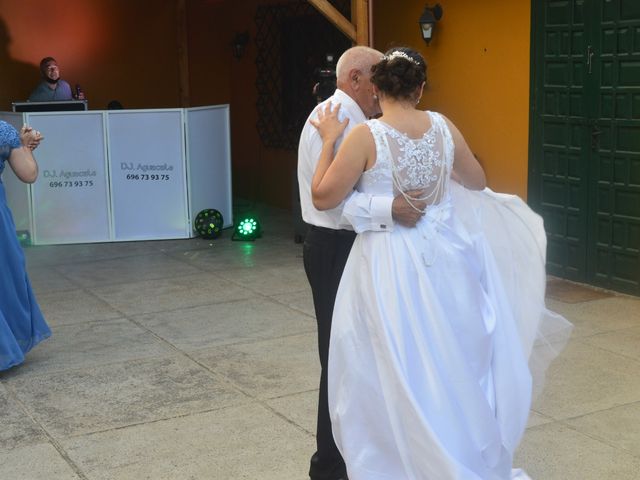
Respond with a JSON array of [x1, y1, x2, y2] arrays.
[[382, 50, 419, 65]]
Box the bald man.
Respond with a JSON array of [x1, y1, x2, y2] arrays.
[[297, 46, 426, 480]]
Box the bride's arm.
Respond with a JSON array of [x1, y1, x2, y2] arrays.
[[310, 105, 370, 211], [443, 116, 486, 190]]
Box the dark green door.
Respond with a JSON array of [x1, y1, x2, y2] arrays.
[[530, 0, 640, 295]]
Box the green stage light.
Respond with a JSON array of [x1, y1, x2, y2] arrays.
[[194, 209, 224, 239], [16, 230, 31, 246], [232, 216, 262, 241]]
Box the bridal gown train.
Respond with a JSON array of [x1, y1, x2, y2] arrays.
[[327, 112, 572, 480]]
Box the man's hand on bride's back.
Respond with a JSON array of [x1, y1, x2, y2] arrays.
[[310, 101, 349, 143], [392, 190, 427, 227]]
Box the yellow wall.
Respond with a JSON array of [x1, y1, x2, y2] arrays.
[[374, 0, 531, 198]]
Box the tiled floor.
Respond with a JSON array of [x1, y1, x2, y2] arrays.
[[1, 205, 639, 479]]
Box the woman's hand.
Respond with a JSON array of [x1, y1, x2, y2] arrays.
[[20, 125, 44, 151], [310, 102, 349, 144]]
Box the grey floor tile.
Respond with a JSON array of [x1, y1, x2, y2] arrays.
[[171, 241, 302, 271], [270, 288, 316, 318], [0, 384, 48, 451], [235, 243, 303, 266], [91, 273, 257, 315], [532, 340, 640, 420], [580, 325, 640, 362], [6, 356, 249, 438], [0, 443, 82, 480], [195, 333, 320, 399], [23, 241, 157, 266], [55, 253, 201, 287], [266, 390, 318, 435], [26, 266, 78, 294], [3, 318, 173, 376], [36, 289, 122, 326], [151, 237, 222, 254], [217, 264, 310, 296], [564, 401, 640, 458], [546, 296, 640, 338], [134, 297, 315, 351], [515, 422, 640, 479], [526, 410, 554, 429], [60, 403, 313, 480]]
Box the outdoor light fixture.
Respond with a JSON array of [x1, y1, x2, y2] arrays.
[[232, 216, 262, 241], [232, 31, 249, 59], [194, 209, 224, 239], [419, 4, 443, 44]]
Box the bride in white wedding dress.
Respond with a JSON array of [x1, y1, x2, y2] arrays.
[[310, 47, 572, 480]]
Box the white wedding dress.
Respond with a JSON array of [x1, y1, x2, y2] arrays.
[[327, 112, 572, 480]]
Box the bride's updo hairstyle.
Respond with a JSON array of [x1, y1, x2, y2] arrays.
[[370, 47, 426, 103]]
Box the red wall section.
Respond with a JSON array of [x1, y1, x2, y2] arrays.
[[0, 0, 182, 110], [0, 0, 293, 208]]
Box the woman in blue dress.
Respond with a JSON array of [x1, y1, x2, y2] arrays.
[[0, 120, 50, 371]]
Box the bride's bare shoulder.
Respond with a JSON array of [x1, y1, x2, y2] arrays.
[[347, 122, 376, 140]]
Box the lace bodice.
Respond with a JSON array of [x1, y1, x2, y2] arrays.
[[358, 111, 454, 207]]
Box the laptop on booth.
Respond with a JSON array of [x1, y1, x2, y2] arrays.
[[12, 100, 88, 112]]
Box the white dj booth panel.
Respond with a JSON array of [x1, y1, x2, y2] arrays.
[[185, 105, 233, 229], [1, 105, 232, 245], [107, 109, 189, 241], [28, 112, 111, 245]]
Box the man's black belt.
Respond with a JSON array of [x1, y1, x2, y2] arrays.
[[307, 224, 355, 237]]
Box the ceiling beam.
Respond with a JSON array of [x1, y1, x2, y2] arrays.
[[354, 0, 369, 46], [308, 0, 371, 45]]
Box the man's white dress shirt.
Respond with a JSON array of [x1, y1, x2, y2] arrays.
[[297, 89, 393, 233]]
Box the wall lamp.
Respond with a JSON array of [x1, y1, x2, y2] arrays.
[[232, 31, 249, 59], [419, 4, 443, 44]]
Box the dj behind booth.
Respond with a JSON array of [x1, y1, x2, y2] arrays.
[[2, 59, 232, 246], [27, 57, 85, 102], [12, 57, 88, 113]]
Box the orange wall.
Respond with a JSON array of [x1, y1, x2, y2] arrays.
[[187, 0, 299, 208], [186, 0, 232, 106], [374, 0, 531, 198]]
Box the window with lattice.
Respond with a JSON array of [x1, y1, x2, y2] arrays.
[[255, 0, 351, 150]]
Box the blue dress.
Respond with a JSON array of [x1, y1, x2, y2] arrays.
[[0, 121, 51, 371]]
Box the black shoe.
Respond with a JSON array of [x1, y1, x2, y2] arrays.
[[309, 476, 348, 480]]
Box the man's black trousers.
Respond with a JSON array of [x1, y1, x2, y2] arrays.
[[303, 225, 356, 480]]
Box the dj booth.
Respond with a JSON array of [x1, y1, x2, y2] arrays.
[[12, 100, 89, 112], [0, 104, 232, 245]]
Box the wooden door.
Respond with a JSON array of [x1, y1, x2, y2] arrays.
[[530, 0, 640, 295]]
